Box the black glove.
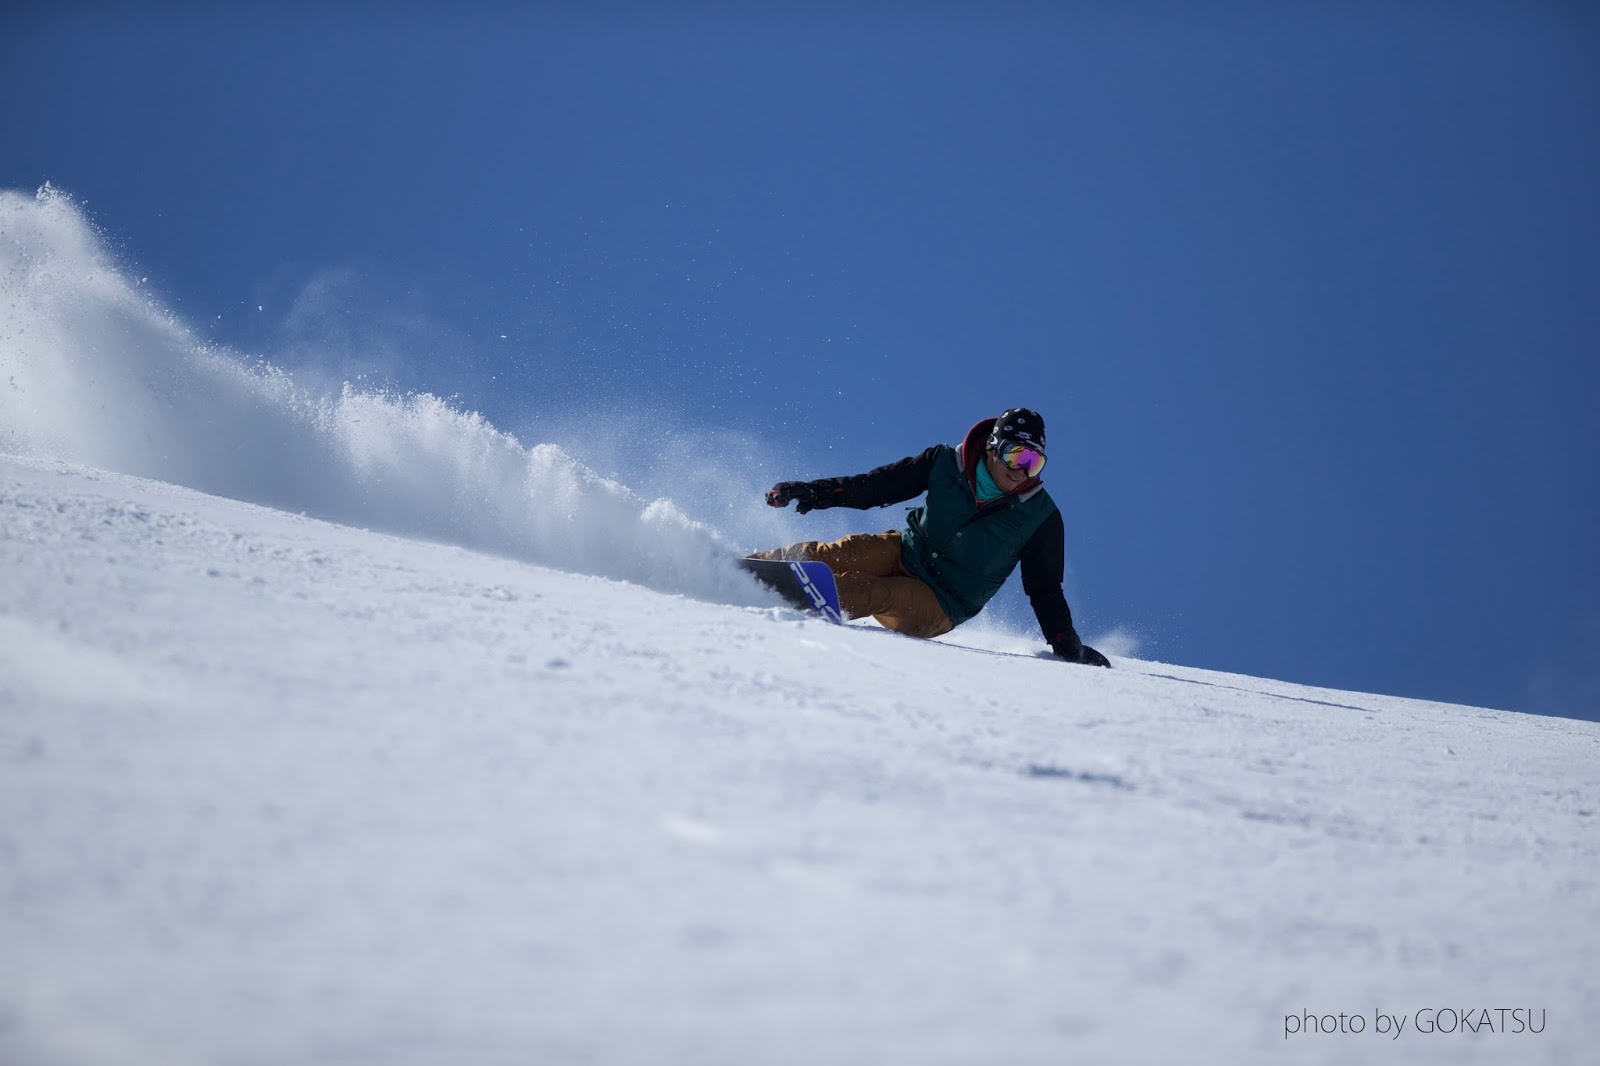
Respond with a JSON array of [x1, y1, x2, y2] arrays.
[[1051, 632, 1111, 668], [766, 480, 837, 515]]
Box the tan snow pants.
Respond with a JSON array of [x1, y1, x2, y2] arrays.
[[749, 531, 954, 639]]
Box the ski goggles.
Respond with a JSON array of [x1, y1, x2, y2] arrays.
[[997, 441, 1047, 478]]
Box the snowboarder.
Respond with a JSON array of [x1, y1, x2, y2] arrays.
[[756, 408, 1111, 666]]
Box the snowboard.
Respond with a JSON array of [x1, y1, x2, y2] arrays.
[[738, 557, 846, 624]]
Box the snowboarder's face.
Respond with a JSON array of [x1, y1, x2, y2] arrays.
[[985, 446, 1032, 493]]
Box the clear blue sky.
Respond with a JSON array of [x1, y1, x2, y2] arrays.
[[6, 3, 1598, 718]]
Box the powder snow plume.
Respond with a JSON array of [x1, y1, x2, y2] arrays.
[[0, 185, 764, 605]]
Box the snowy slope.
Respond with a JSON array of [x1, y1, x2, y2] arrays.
[[2, 453, 1596, 1066]]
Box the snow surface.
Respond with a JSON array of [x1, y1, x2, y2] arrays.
[[3, 184, 1598, 1064], [2, 453, 1597, 1066]]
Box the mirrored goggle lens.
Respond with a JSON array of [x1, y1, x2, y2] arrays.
[[1000, 443, 1046, 477]]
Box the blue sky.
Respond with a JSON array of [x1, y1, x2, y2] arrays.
[[5, 3, 1598, 718]]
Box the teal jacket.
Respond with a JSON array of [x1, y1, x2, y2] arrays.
[[899, 443, 1058, 625]]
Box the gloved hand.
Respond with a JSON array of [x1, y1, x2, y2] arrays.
[[1077, 644, 1111, 668], [765, 480, 836, 514], [1051, 633, 1111, 668]]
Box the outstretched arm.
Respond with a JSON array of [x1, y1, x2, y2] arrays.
[[767, 445, 942, 513], [1020, 510, 1110, 667]]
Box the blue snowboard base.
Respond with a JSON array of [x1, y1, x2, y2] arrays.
[[738, 557, 846, 624]]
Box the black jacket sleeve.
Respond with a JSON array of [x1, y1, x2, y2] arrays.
[[1018, 509, 1083, 655], [810, 445, 942, 510]]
